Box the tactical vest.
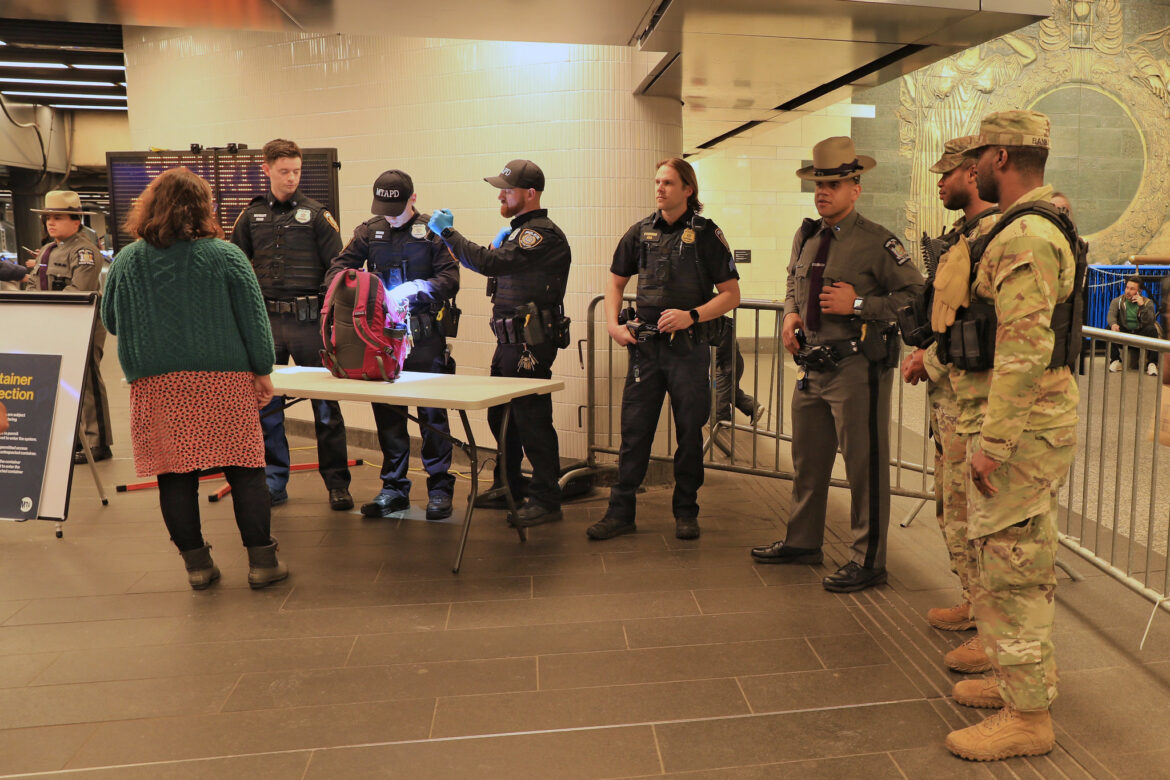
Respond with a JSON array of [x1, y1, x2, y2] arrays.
[[365, 214, 436, 312], [491, 214, 569, 313], [247, 194, 327, 297], [939, 200, 1087, 372], [635, 213, 715, 311]]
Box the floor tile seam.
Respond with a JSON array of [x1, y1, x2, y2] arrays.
[[849, 590, 966, 697], [883, 749, 913, 780], [1046, 722, 1125, 780], [0, 700, 931, 779], [846, 597, 957, 703]]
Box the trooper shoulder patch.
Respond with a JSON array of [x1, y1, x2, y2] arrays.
[[76, 248, 95, 266], [411, 223, 427, 239], [518, 228, 543, 250], [884, 237, 910, 265], [322, 210, 340, 233]]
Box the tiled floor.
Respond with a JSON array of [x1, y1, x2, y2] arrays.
[[2, 369, 1169, 778]]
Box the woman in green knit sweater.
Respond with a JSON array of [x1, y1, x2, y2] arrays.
[[101, 167, 288, 590]]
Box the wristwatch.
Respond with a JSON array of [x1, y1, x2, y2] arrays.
[[852, 297, 864, 316], [689, 308, 700, 324]]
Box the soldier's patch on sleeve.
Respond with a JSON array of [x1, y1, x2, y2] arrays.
[[517, 228, 543, 250], [714, 227, 730, 251], [884, 237, 911, 265], [76, 248, 95, 266], [323, 211, 340, 233]]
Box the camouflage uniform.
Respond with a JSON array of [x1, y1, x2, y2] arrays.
[[925, 210, 999, 605], [951, 183, 1079, 711]]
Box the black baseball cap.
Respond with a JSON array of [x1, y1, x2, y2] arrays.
[[371, 170, 413, 217], [484, 159, 544, 191]]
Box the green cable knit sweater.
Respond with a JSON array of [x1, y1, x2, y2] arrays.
[[101, 237, 275, 382]]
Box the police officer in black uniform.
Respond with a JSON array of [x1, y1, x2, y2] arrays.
[[324, 170, 460, 520], [588, 157, 741, 542], [428, 159, 570, 528], [231, 138, 352, 511]]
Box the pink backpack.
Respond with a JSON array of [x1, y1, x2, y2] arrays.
[[320, 268, 411, 381]]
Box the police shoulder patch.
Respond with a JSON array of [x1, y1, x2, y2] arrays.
[[518, 228, 543, 250], [715, 227, 730, 251], [322, 210, 340, 233], [411, 223, 427, 239], [76, 248, 95, 266], [884, 237, 910, 265]]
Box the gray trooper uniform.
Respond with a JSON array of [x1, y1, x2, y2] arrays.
[[46, 231, 113, 456], [783, 209, 923, 571]]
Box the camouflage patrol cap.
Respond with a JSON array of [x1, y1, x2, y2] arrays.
[[965, 110, 1051, 152], [929, 135, 979, 174]]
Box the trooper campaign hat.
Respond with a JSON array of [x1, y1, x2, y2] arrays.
[[965, 110, 1051, 152], [371, 170, 413, 217], [795, 137, 877, 181], [484, 159, 545, 191], [31, 190, 98, 215], [930, 135, 980, 174]]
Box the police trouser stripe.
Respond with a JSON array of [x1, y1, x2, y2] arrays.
[[88, 348, 111, 447], [864, 361, 881, 569]]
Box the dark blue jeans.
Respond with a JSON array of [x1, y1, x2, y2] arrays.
[[373, 334, 456, 500], [261, 313, 350, 492]]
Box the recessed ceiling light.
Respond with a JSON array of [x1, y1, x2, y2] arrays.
[[71, 64, 125, 71], [0, 61, 69, 69], [0, 77, 117, 87], [2, 90, 127, 100], [49, 104, 128, 111]]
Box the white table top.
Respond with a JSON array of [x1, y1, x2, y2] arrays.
[[270, 366, 563, 410]]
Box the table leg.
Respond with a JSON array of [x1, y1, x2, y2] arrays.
[[496, 403, 526, 543], [453, 410, 479, 573]]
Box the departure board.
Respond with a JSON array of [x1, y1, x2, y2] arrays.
[[106, 148, 339, 252]]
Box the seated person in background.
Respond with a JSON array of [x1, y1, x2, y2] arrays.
[[713, 323, 764, 430], [1108, 277, 1159, 375]]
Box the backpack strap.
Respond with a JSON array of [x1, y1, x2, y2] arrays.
[[319, 269, 351, 377]]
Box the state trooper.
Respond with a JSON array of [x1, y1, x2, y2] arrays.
[[900, 136, 999, 678], [231, 138, 352, 511], [588, 157, 741, 542], [428, 160, 571, 528], [324, 170, 460, 520], [751, 137, 923, 592], [938, 111, 1082, 762], [33, 191, 114, 463]]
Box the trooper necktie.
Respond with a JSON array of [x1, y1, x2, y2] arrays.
[[804, 227, 832, 332]]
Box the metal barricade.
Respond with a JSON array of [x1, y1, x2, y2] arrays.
[[571, 295, 936, 519], [1063, 326, 1170, 636]]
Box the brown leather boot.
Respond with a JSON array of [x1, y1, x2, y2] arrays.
[[945, 635, 991, 673], [927, 602, 975, 631], [952, 676, 1004, 708], [945, 706, 1054, 761]]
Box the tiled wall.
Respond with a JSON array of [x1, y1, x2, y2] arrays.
[[689, 105, 856, 336], [122, 28, 681, 459]]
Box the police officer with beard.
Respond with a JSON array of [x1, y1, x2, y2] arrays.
[[231, 138, 352, 511], [324, 170, 460, 520], [588, 157, 741, 542], [429, 160, 570, 528]]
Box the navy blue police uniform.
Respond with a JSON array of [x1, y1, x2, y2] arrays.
[[324, 211, 460, 517], [231, 190, 350, 503]]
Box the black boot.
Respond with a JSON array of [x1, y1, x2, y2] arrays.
[[179, 544, 220, 590], [246, 538, 289, 589]]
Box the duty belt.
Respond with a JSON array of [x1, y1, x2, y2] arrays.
[[795, 337, 860, 372], [265, 295, 321, 321]]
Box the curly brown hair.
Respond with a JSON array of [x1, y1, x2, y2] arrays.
[[123, 167, 223, 248]]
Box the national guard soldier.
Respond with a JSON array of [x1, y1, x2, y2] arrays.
[[937, 111, 1082, 762], [751, 137, 924, 592], [900, 136, 999, 677], [588, 157, 741, 542], [428, 160, 570, 528], [231, 138, 352, 511], [324, 170, 460, 520], [33, 190, 114, 463]]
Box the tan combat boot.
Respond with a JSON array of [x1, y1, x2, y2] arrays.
[[945, 635, 991, 673], [952, 676, 1004, 708], [945, 706, 1055, 761], [927, 602, 975, 631]]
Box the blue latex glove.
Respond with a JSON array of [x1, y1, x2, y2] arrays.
[[491, 226, 512, 249], [386, 282, 414, 309], [428, 209, 453, 235]]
